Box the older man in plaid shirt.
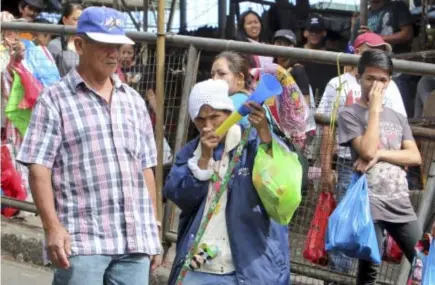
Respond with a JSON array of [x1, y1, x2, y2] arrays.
[[17, 7, 162, 285]]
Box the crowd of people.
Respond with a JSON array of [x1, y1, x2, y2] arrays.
[[1, 2, 435, 285]]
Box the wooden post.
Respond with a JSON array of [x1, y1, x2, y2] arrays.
[[155, 0, 166, 234]]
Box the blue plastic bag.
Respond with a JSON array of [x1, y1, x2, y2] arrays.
[[422, 239, 435, 285], [325, 173, 381, 264]]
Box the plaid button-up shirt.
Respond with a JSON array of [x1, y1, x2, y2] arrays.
[[17, 69, 161, 256]]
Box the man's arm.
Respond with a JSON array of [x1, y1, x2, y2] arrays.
[[351, 110, 381, 161], [351, 82, 386, 160], [143, 168, 159, 222], [377, 140, 422, 166], [382, 25, 414, 45], [28, 164, 71, 269], [29, 165, 59, 230]]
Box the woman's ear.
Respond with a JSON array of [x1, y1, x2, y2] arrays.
[[237, 72, 245, 88], [303, 30, 309, 39]]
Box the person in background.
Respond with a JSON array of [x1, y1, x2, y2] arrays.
[[211, 51, 253, 128], [414, 76, 435, 118], [300, 15, 337, 102], [351, 0, 414, 54], [32, 18, 53, 47], [18, 0, 43, 22], [236, 10, 273, 68], [338, 49, 422, 284], [317, 32, 407, 281], [17, 0, 45, 41], [119, 43, 156, 113], [303, 15, 327, 51], [273, 29, 317, 143], [351, 0, 416, 116], [273, 29, 310, 105], [47, 3, 83, 77], [164, 79, 290, 285], [16, 7, 162, 285]]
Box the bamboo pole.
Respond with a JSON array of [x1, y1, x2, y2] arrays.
[[155, 0, 165, 235]]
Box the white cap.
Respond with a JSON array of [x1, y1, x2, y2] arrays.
[[188, 79, 234, 120]]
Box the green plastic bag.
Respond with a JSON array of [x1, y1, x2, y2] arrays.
[[253, 139, 303, 225], [5, 71, 32, 136]]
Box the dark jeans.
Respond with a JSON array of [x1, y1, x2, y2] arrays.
[[357, 220, 422, 285]]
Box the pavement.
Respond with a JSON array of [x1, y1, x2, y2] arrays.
[[0, 215, 172, 285], [1, 256, 53, 285], [1, 215, 325, 285]]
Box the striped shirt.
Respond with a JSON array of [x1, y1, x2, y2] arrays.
[[17, 68, 161, 256]]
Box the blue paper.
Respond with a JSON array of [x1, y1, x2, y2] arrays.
[[325, 173, 381, 264], [422, 240, 435, 285]]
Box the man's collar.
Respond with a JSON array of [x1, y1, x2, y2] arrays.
[[69, 68, 123, 90]]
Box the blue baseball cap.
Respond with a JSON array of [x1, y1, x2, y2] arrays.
[[77, 7, 134, 45]]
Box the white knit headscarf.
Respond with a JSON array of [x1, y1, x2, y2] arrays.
[[188, 79, 235, 120]]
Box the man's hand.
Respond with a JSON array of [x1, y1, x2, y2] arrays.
[[358, 25, 372, 34], [150, 254, 163, 271], [368, 81, 386, 113], [246, 102, 272, 144], [353, 154, 379, 173], [45, 224, 71, 269]]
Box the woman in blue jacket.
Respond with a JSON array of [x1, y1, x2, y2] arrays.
[[163, 79, 291, 285]]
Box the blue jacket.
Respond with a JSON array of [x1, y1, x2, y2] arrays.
[[163, 128, 290, 285]]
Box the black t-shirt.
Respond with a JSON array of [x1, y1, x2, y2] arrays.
[[121, 64, 156, 95], [290, 64, 310, 95], [298, 60, 337, 104], [351, 1, 414, 54]]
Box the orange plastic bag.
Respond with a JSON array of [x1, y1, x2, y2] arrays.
[[303, 191, 336, 265]]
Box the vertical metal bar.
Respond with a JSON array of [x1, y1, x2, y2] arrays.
[[360, 0, 368, 26], [167, 0, 178, 32], [179, 0, 187, 33], [420, 0, 429, 51], [143, 0, 149, 31], [120, 0, 141, 31], [162, 45, 200, 243], [218, 0, 227, 38], [228, 1, 237, 39], [155, 0, 166, 236], [396, 160, 435, 284]]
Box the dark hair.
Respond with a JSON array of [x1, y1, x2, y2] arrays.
[[236, 10, 265, 42], [33, 18, 51, 24], [357, 49, 394, 76], [58, 3, 83, 25], [214, 51, 253, 90], [273, 37, 294, 46]]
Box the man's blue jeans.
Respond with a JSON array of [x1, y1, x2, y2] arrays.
[[328, 158, 354, 273], [52, 254, 150, 285], [183, 271, 238, 285]]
